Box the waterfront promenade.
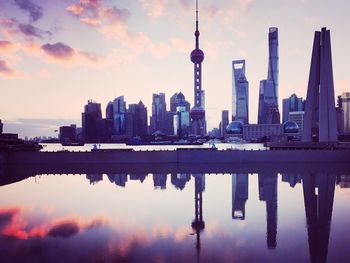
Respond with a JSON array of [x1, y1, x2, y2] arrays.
[[1, 147, 350, 166]]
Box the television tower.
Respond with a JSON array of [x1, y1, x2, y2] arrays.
[[190, 0, 206, 136]]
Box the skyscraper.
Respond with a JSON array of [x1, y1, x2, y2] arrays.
[[190, 0, 206, 136], [302, 28, 337, 142], [282, 94, 304, 123], [150, 93, 167, 134], [340, 92, 350, 135], [128, 101, 148, 137], [174, 102, 190, 137], [113, 96, 127, 135], [232, 60, 249, 124], [258, 28, 280, 124], [220, 110, 229, 137], [82, 100, 102, 142]]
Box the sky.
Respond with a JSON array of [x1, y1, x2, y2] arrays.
[[0, 0, 349, 137]]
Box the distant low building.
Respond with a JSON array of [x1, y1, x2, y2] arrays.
[[289, 111, 304, 140], [59, 125, 76, 142], [0, 120, 3, 134]]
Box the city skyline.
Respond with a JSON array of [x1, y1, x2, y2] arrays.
[[1, 0, 350, 137]]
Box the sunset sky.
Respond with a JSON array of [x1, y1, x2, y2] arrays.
[[1, 0, 349, 137]]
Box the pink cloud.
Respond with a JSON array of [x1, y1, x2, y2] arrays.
[[66, 0, 170, 58], [139, 0, 168, 18], [0, 60, 15, 76], [0, 40, 19, 53], [171, 37, 192, 53]]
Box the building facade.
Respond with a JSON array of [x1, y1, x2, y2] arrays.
[[282, 94, 304, 123], [128, 101, 148, 137], [243, 124, 283, 142], [220, 110, 229, 137], [113, 96, 127, 135], [340, 92, 350, 135], [173, 104, 190, 137], [150, 93, 167, 134], [82, 100, 102, 142], [258, 27, 280, 124], [289, 111, 304, 140], [232, 60, 249, 124]]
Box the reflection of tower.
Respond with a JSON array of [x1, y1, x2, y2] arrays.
[[302, 28, 337, 142], [190, 0, 206, 136], [191, 174, 205, 257], [302, 174, 336, 263], [171, 174, 191, 190], [232, 174, 248, 220], [129, 174, 147, 183], [153, 174, 167, 189], [258, 174, 278, 249], [107, 174, 128, 187], [86, 174, 103, 185]]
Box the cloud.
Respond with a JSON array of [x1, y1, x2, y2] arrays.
[[237, 0, 256, 10], [0, 60, 15, 76], [171, 38, 192, 53], [41, 42, 75, 61], [139, 0, 168, 18], [18, 23, 51, 39], [47, 220, 80, 238], [14, 0, 43, 22], [0, 40, 19, 53]]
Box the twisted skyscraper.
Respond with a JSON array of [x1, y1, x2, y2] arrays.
[[258, 27, 280, 124], [190, 0, 206, 136]]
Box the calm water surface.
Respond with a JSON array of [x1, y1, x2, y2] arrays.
[[0, 144, 349, 263]]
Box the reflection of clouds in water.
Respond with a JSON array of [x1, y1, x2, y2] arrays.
[[0, 206, 109, 240]]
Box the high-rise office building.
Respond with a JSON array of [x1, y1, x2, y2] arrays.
[[220, 110, 229, 137], [190, 0, 206, 136], [106, 101, 114, 120], [113, 96, 127, 135], [282, 94, 304, 123], [258, 28, 280, 124], [128, 101, 148, 137], [170, 92, 190, 112], [82, 100, 102, 142], [232, 60, 249, 124], [150, 93, 167, 134], [302, 28, 337, 142], [174, 104, 190, 137], [340, 92, 350, 135]]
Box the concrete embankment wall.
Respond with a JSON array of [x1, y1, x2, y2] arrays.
[[3, 149, 350, 165]]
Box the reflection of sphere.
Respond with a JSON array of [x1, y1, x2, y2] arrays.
[[191, 220, 205, 232], [283, 121, 299, 133], [191, 49, 204, 63], [226, 121, 243, 135], [190, 106, 205, 119]]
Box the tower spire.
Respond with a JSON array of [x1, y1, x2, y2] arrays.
[[195, 0, 199, 49]]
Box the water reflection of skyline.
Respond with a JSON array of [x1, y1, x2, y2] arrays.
[[0, 164, 349, 262]]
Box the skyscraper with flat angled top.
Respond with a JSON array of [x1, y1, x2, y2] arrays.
[[232, 60, 249, 124]]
